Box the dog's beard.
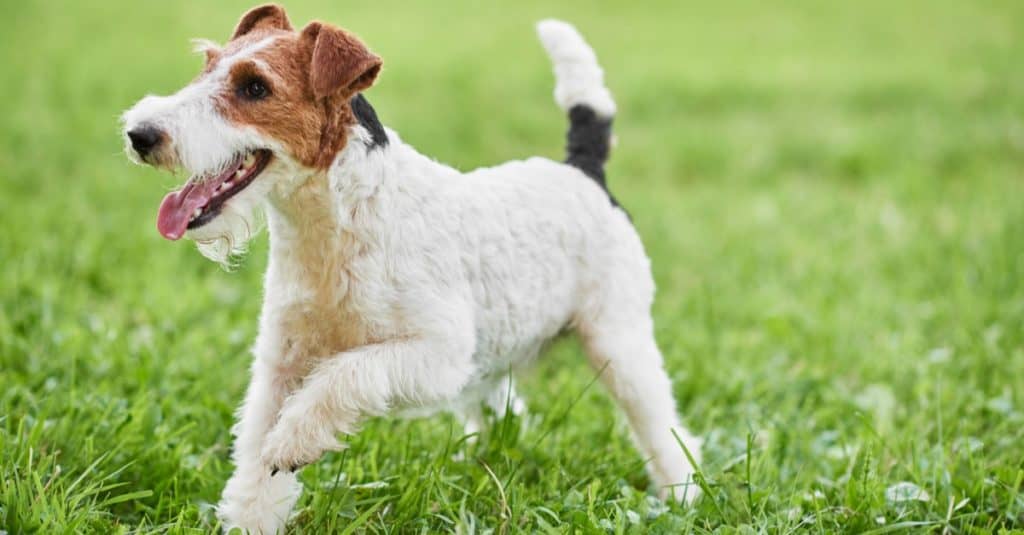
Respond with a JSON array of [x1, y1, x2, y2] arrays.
[[189, 181, 267, 269]]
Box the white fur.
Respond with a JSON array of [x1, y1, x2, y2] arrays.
[[536, 19, 616, 118], [123, 20, 701, 534]]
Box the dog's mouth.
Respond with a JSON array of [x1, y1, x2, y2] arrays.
[[156, 149, 272, 240]]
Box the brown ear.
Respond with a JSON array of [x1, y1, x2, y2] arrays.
[[232, 4, 293, 40], [301, 22, 382, 100]]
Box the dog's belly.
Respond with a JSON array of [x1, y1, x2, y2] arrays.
[[469, 258, 578, 373], [470, 302, 569, 373]]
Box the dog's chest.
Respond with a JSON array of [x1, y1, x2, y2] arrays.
[[255, 246, 384, 369]]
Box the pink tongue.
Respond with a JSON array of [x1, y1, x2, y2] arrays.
[[156, 162, 237, 240]]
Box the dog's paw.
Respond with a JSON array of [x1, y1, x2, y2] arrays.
[[259, 436, 319, 476], [217, 499, 288, 534], [658, 479, 702, 505], [653, 428, 703, 505], [217, 470, 301, 534], [259, 420, 341, 475]]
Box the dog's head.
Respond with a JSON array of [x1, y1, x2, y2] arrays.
[[121, 4, 381, 264]]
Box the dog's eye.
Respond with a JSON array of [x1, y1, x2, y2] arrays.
[[239, 78, 270, 100]]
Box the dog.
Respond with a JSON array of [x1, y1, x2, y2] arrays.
[[121, 4, 702, 532]]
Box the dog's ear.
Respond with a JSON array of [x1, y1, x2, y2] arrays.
[[232, 4, 293, 40], [300, 22, 382, 100]]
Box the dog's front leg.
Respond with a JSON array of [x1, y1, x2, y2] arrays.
[[217, 359, 302, 534], [260, 337, 474, 473]]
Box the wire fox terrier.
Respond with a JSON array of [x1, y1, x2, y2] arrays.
[[122, 4, 701, 532]]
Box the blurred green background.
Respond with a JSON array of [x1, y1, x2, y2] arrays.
[[2, 0, 1023, 532]]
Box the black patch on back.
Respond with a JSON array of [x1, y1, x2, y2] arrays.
[[564, 105, 625, 212], [350, 93, 388, 151]]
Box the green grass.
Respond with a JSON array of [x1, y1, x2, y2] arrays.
[[2, 0, 1024, 532]]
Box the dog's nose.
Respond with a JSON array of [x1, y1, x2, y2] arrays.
[[127, 125, 164, 158]]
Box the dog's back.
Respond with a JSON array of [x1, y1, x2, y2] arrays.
[[404, 21, 643, 373]]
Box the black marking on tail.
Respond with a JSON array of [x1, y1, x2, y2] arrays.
[[350, 93, 388, 152], [565, 105, 625, 212]]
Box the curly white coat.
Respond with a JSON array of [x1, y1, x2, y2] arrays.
[[123, 18, 701, 534]]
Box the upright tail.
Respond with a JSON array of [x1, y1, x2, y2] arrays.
[[536, 19, 620, 207]]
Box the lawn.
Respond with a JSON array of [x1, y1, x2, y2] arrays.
[[2, 0, 1023, 532]]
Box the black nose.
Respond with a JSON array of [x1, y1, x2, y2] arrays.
[[127, 125, 164, 158]]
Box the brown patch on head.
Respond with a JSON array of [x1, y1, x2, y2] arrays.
[[210, 7, 382, 170]]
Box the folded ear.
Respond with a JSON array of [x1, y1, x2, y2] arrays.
[[232, 4, 293, 40], [301, 22, 382, 100]]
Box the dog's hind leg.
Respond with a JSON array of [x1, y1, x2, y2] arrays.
[[456, 373, 527, 439], [577, 294, 703, 503], [485, 373, 527, 420]]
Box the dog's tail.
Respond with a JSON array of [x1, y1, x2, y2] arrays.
[[536, 20, 618, 201]]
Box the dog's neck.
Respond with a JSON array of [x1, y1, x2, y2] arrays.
[[263, 94, 448, 270]]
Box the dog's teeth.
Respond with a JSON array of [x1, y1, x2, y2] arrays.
[[192, 208, 202, 219], [235, 168, 245, 179], [243, 153, 256, 168]]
